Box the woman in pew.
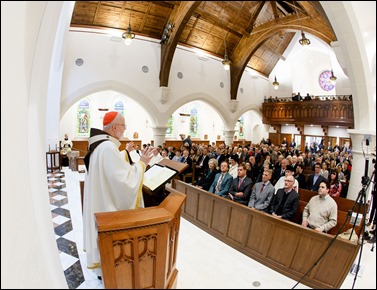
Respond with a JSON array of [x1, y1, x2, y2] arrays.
[[328, 170, 342, 198], [195, 158, 218, 191], [302, 180, 338, 232]]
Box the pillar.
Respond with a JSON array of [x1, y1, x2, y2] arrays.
[[224, 130, 236, 146], [152, 126, 168, 147], [347, 130, 376, 201]]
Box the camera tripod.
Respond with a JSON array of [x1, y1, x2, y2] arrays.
[[347, 156, 376, 288]]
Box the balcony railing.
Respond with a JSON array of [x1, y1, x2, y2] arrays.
[[262, 95, 354, 128]]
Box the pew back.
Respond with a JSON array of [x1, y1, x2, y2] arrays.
[[170, 180, 360, 289]]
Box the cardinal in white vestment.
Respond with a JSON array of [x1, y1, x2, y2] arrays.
[[83, 111, 153, 277]]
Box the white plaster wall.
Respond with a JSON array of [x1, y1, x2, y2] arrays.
[[2, 1, 68, 288], [321, 1, 376, 132], [270, 31, 352, 98], [328, 127, 352, 138]]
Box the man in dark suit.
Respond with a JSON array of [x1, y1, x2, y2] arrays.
[[182, 135, 192, 152], [179, 149, 193, 180], [195, 147, 210, 181], [272, 158, 288, 185], [269, 175, 299, 221], [227, 163, 253, 205], [248, 155, 261, 184], [295, 164, 307, 190], [307, 162, 326, 191], [326, 141, 333, 152]]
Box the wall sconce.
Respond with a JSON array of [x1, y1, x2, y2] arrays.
[[122, 9, 135, 45], [222, 39, 231, 70], [272, 76, 279, 90]]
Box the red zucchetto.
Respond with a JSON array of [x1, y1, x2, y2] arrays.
[[103, 111, 118, 126]]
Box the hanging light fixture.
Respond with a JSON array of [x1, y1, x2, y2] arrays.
[[122, 8, 135, 45], [272, 76, 279, 90], [294, 3, 311, 47], [299, 30, 311, 47], [222, 39, 231, 70], [330, 69, 337, 83]]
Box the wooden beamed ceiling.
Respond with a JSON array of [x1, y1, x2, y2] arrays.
[[70, 1, 336, 100]]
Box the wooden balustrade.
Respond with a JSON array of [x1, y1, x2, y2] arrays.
[[72, 139, 142, 157], [262, 99, 354, 128], [169, 180, 360, 289]]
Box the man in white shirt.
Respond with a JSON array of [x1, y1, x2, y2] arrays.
[[149, 148, 163, 166], [274, 165, 299, 194]]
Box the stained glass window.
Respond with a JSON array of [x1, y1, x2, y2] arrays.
[[189, 107, 198, 137], [114, 101, 124, 115], [77, 99, 90, 137], [319, 70, 335, 91], [166, 115, 174, 136]]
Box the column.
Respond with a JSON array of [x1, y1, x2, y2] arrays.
[[152, 126, 168, 147], [347, 130, 376, 201], [224, 130, 236, 146]]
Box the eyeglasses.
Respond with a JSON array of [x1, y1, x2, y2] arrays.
[[285, 180, 294, 183]]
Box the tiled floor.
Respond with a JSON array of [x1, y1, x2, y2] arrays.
[[48, 167, 376, 289]]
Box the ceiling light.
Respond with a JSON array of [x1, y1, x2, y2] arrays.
[[272, 76, 279, 90], [122, 9, 135, 45], [222, 55, 231, 71], [222, 39, 231, 70], [299, 30, 311, 47], [294, 3, 311, 47]]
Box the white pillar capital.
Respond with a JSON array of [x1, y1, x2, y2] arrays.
[[152, 126, 168, 147], [223, 130, 236, 146]]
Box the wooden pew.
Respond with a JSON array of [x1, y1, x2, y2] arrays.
[[170, 180, 360, 289]]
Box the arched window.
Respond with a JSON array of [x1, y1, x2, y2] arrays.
[[189, 107, 198, 137], [77, 99, 90, 137], [114, 101, 124, 115], [239, 116, 244, 138], [166, 115, 174, 137]]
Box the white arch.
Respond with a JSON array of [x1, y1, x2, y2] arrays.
[[163, 92, 233, 129], [61, 80, 160, 126]]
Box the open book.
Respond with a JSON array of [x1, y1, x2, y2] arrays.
[[143, 164, 178, 192]]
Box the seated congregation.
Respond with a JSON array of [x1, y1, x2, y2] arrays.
[[140, 137, 356, 235]]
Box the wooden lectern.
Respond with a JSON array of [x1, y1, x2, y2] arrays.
[[95, 190, 186, 289], [142, 159, 188, 207]]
